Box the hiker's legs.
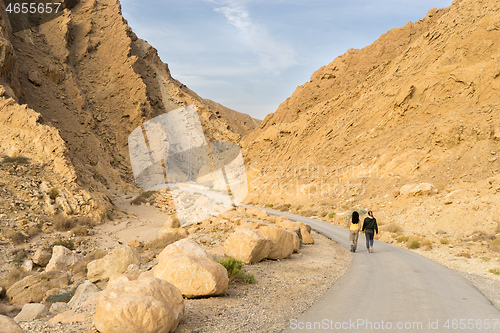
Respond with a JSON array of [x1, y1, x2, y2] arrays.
[[353, 231, 359, 251], [365, 230, 373, 250]]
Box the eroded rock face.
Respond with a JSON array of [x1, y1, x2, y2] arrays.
[[94, 275, 184, 333], [224, 228, 272, 264], [399, 183, 438, 197], [157, 238, 209, 260], [33, 249, 52, 267], [87, 246, 141, 282], [6, 271, 70, 306], [68, 280, 101, 310], [258, 226, 295, 260]]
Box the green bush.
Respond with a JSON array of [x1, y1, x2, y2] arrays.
[[2, 155, 30, 165], [45, 238, 75, 252], [490, 239, 500, 252], [489, 268, 500, 276], [216, 257, 255, 284], [49, 188, 59, 200], [408, 240, 421, 249], [397, 235, 409, 243], [328, 212, 336, 218]]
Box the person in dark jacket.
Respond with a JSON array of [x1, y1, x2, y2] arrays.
[[362, 211, 378, 253]]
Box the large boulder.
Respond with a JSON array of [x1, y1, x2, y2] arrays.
[[154, 254, 228, 298], [6, 271, 70, 305], [14, 303, 47, 322], [258, 226, 295, 260], [94, 275, 184, 333], [157, 238, 209, 260], [33, 249, 51, 267], [0, 315, 24, 333], [46, 246, 83, 272], [246, 208, 268, 219], [223, 228, 271, 264], [275, 219, 314, 245], [87, 247, 141, 282], [68, 280, 101, 309]]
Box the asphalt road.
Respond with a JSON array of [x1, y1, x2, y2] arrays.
[[260, 208, 500, 333]]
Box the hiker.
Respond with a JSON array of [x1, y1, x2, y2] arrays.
[[349, 211, 361, 252], [362, 211, 378, 253]]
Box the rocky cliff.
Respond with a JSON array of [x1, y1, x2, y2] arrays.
[[0, 0, 259, 219], [243, 0, 500, 235]]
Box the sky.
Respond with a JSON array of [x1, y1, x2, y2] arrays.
[[119, 0, 453, 120]]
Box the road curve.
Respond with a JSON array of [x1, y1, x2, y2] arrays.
[[260, 208, 500, 333]]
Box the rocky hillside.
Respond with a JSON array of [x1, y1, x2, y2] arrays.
[[243, 0, 500, 236], [0, 0, 259, 220]]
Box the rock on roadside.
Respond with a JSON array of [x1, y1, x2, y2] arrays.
[[94, 275, 184, 333], [45, 246, 83, 272], [87, 246, 141, 282], [0, 315, 24, 333], [258, 226, 295, 260], [223, 228, 272, 264]]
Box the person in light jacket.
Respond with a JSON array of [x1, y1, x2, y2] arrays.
[[348, 211, 361, 252], [362, 210, 378, 253]]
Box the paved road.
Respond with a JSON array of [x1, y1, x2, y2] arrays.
[[260, 208, 500, 333]]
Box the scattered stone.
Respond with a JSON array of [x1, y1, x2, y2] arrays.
[[127, 239, 143, 248], [22, 259, 33, 272], [399, 183, 438, 196], [124, 263, 141, 276], [164, 215, 181, 228], [68, 280, 101, 310], [0, 315, 24, 333], [87, 246, 141, 282], [259, 226, 295, 260], [33, 249, 52, 267], [275, 220, 314, 245], [224, 228, 271, 264], [14, 303, 47, 322], [46, 245, 83, 272], [246, 208, 268, 219], [49, 310, 87, 324], [94, 275, 184, 333], [7, 271, 70, 305], [49, 302, 70, 314]]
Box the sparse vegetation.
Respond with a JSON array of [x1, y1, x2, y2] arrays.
[[488, 268, 500, 275], [53, 215, 75, 231], [216, 257, 255, 284], [1, 155, 30, 165], [408, 240, 421, 249], [382, 223, 403, 233], [45, 238, 76, 252], [49, 188, 59, 200], [328, 212, 336, 218], [471, 230, 496, 242], [5, 230, 27, 245], [10, 248, 28, 267], [1, 267, 31, 290], [264, 203, 274, 208], [295, 205, 302, 211], [397, 235, 409, 243], [422, 240, 433, 251], [131, 191, 156, 205], [27, 225, 42, 238], [46, 285, 80, 304], [457, 252, 472, 259], [440, 238, 450, 245], [490, 239, 500, 252], [436, 230, 447, 235]]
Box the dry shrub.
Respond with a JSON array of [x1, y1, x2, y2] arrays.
[[10, 248, 28, 267], [397, 235, 409, 243], [5, 230, 27, 245], [422, 240, 433, 250], [471, 230, 496, 242], [1, 155, 30, 165], [382, 223, 403, 233], [440, 238, 450, 245], [27, 225, 42, 238], [53, 215, 74, 231], [1, 267, 31, 289], [408, 238, 421, 249], [435, 230, 447, 235], [490, 239, 500, 252], [45, 238, 75, 252], [71, 225, 88, 236], [457, 251, 472, 258], [496, 222, 500, 234]]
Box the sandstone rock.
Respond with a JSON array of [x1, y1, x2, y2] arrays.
[[399, 183, 438, 196], [87, 246, 141, 282], [33, 249, 52, 267], [275, 220, 314, 245], [49, 302, 70, 314], [223, 228, 271, 264], [94, 276, 184, 333], [49, 310, 87, 324], [164, 215, 181, 228], [236, 206, 246, 214], [258, 226, 295, 260], [14, 303, 47, 322], [154, 254, 228, 298], [287, 228, 301, 253], [68, 280, 100, 310], [158, 238, 208, 261], [7, 271, 70, 305], [22, 260, 33, 272], [246, 208, 268, 219], [0, 315, 24, 333], [124, 264, 141, 276], [158, 227, 188, 240], [46, 246, 83, 272], [127, 240, 143, 249]]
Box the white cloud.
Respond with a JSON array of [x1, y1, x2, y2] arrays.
[[209, 0, 297, 73]]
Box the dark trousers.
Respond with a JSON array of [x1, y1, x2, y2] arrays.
[[365, 230, 374, 250]]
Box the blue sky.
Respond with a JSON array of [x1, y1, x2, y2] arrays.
[[120, 0, 453, 120]]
